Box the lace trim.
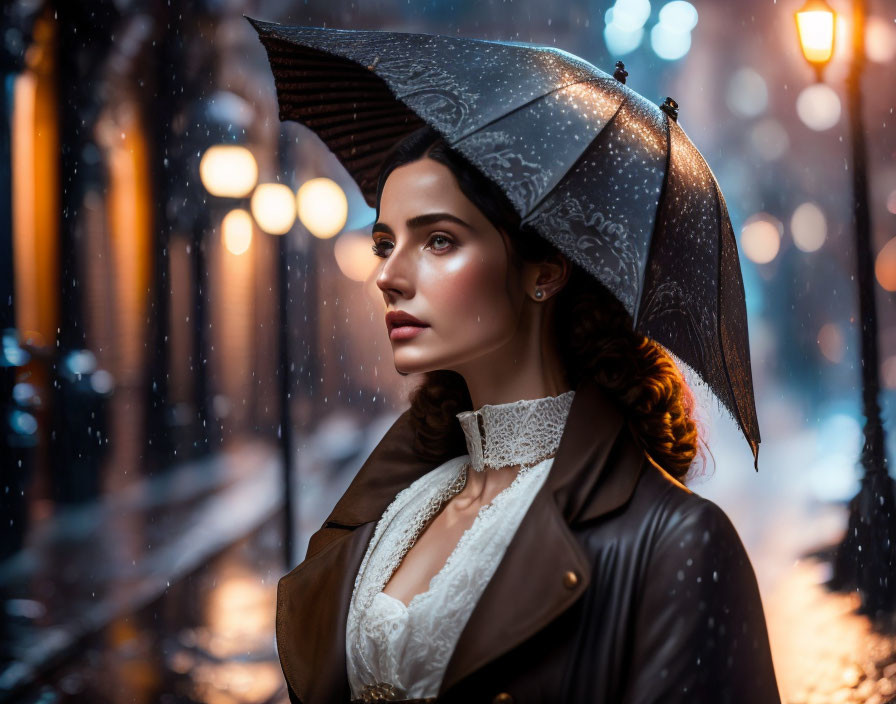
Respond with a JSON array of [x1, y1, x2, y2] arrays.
[[456, 390, 575, 472], [348, 456, 470, 620], [346, 456, 554, 698]]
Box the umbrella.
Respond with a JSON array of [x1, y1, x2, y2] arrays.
[[245, 17, 761, 469]]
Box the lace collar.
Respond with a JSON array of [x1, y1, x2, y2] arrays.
[[455, 390, 575, 472]]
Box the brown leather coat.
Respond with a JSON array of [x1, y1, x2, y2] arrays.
[[276, 380, 781, 703]]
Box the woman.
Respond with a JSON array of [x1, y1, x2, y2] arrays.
[[275, 126, 781, 704]]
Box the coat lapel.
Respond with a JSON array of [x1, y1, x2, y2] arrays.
[[276, 407, 452, 704], [276, 380, 647, 703], [439, 380, 646, 695]]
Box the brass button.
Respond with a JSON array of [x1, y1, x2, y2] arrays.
[[493, 693, 514, 704], [562, 570, 579, 588]]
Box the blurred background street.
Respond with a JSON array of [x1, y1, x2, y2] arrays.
[[0, 0, 895, 702]]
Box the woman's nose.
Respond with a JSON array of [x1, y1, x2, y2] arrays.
[[375, 243, 414, 299]]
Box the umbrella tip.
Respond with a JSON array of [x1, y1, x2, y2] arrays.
[[613, 61, 628, 84], [659, 96, 679, 121]]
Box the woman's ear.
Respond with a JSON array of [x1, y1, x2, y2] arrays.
[[525, 253, 571, 302]]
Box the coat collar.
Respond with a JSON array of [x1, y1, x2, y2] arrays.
[[276, 379, 647, 702]]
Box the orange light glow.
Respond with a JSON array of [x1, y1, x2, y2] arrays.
[[222, 209, 253, 256], [200, 145, 258, 198], [12, 15, 59, 356], [97, 101, 154, 383], [795, 0, 836, 68], [250, 183, 296, 235], [334, 230, 380, 283], [296, 178, 348, 239], [875, 236, 896, 292]]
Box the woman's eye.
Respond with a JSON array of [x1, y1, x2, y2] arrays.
[[427, 234, 454, 253], [371, 240, 393, 258]]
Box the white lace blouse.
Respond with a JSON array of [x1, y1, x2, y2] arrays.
[[345, 391, 575, 700]]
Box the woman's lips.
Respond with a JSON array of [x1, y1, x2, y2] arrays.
[[389, 325, 428, 341], [385, 310, 429, 341]]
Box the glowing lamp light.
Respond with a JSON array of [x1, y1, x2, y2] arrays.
[[296, 177, 348, 239], [250, 183, 296, 235], [795, 0, 836, 78], [222, 208, 253, 256], [199, 145, 258, 198]]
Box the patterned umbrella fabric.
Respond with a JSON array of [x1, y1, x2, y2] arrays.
[[246, 17, 761, 468]]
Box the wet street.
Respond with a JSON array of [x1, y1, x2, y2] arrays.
[[15, 515, 285, 704], [0, 441, 289, 704]]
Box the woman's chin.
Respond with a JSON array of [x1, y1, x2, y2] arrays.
[[391, 351, 443, 376]]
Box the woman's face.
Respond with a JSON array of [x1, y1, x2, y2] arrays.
[[373, 157, 527, 375]]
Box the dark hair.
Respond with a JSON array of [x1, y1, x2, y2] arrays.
[[375, 126, 704, 483]]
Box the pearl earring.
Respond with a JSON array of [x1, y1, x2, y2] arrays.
[[534, 289, 544, 300]]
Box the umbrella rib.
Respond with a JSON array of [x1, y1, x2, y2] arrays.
[[451, 76, 614, 143], [521, 92, 630, 218], [632, 111, 673, 332]]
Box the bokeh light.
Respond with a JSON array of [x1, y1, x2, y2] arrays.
[[222, 208, 253, 256], [740, 213, 782, 264], [790, 202, 827, 252], [796, 84, 841, 131], [875, 236, 896, 291], [199, 145, 258, 198], [250, 183, 296, 235], [865, 15, 896, 63], [605, 0, 651, 32], [648, 0, 696, 60], [658, 1, 698, 31], [749, 119, 790, 161], [727, 68, 768, 118], [334, 230, 381, 283], [809, 413, 862, 501], [817, 322, 844, 363], [603, 1, 649, 55], [603, 24, 645, 55], [296, 177, 348, 239], [650, 22, 692, 60], [883, 355, 896, 390]]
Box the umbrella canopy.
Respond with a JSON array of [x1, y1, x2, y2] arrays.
[[246, 17, 761, 468]]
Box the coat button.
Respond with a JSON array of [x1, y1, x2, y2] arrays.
[[493, 693, 513, 704], [563, 570, 579, 588]]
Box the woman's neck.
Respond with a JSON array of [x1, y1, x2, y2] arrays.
[[454, 304, 570, 409], [452, 390, 575, 508]]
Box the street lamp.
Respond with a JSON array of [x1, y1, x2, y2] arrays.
[[795, 0, 837, 80], [796, 0, 896, 617]]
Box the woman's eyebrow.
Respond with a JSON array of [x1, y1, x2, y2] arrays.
[[372, 212, 472, 236], [407, 212, 472, 230]]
